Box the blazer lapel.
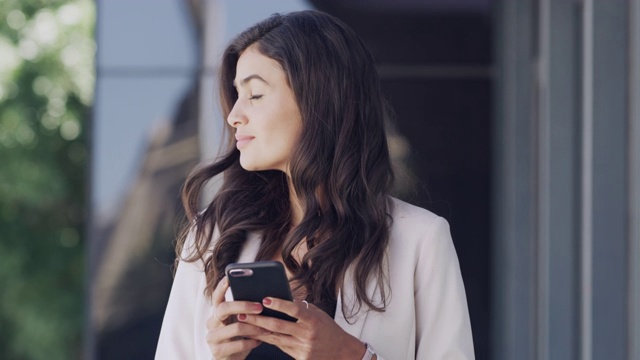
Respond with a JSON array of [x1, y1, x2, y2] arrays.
[[334, 266, 377, 339]]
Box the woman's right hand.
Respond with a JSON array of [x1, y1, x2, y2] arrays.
[[206, 276, 268, 360]]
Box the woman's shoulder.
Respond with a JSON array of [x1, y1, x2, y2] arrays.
[[386, 197, 457, 276], [387, 196, 453, 253], [388, 197, 449, 233]]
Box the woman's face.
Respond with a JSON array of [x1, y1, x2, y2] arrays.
[[227, 44, 302, 174]]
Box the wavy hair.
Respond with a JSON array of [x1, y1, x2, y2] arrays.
[[178, 10, 394, 318]]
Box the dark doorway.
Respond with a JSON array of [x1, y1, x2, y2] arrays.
[[311, 2, 494, 358]]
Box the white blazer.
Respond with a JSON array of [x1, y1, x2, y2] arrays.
[[156, 197, 475, 359]]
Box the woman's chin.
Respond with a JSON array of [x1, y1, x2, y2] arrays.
[[238, 158, 263, 172], [238, 156, 284, 173]]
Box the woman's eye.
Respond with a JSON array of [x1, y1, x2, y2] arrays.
[[249, 95, 263, 101]]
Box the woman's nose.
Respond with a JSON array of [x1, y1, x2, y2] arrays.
[[227, 101, 247, 127]]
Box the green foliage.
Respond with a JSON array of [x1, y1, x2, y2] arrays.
[[0, 0, 94, 359]]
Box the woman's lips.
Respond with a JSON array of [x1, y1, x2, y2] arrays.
[[235, 135, 254, 149]]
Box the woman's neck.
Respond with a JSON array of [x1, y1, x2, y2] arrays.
[[288, 178, 304, 227]]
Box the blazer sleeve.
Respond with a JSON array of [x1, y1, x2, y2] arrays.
[[415, 217, 475, 359], [155, 231, 203, 360]]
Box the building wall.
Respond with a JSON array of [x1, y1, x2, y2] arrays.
[[493, 0, 640, 359]]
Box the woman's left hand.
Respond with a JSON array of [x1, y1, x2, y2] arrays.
[[237, 297, 366, 360]]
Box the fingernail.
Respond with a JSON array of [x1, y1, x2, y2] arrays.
[[238, 314, 247, 321], [262, 298, 272, 306], [252, 303, 262, 312]]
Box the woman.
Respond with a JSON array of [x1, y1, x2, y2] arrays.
[[156, 10, 474, 360]]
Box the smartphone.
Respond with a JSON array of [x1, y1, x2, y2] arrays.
[[225, 261, 296, 322]]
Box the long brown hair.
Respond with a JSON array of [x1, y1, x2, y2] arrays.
[[179, 10, 394, 317]]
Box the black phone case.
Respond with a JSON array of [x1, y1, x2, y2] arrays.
[[225, 261, 296, 322]]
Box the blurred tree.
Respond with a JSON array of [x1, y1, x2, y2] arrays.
[[0, 0, 94, 359]]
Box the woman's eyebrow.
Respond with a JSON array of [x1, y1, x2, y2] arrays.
[[233, 74, 269, 88]]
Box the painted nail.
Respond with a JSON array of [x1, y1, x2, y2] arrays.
[[252, 303, 262, 312], [238, 314, 247, 321], [262, 298, 272, 306]]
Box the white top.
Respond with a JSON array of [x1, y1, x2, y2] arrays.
[[156, 197, 475, 359]]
